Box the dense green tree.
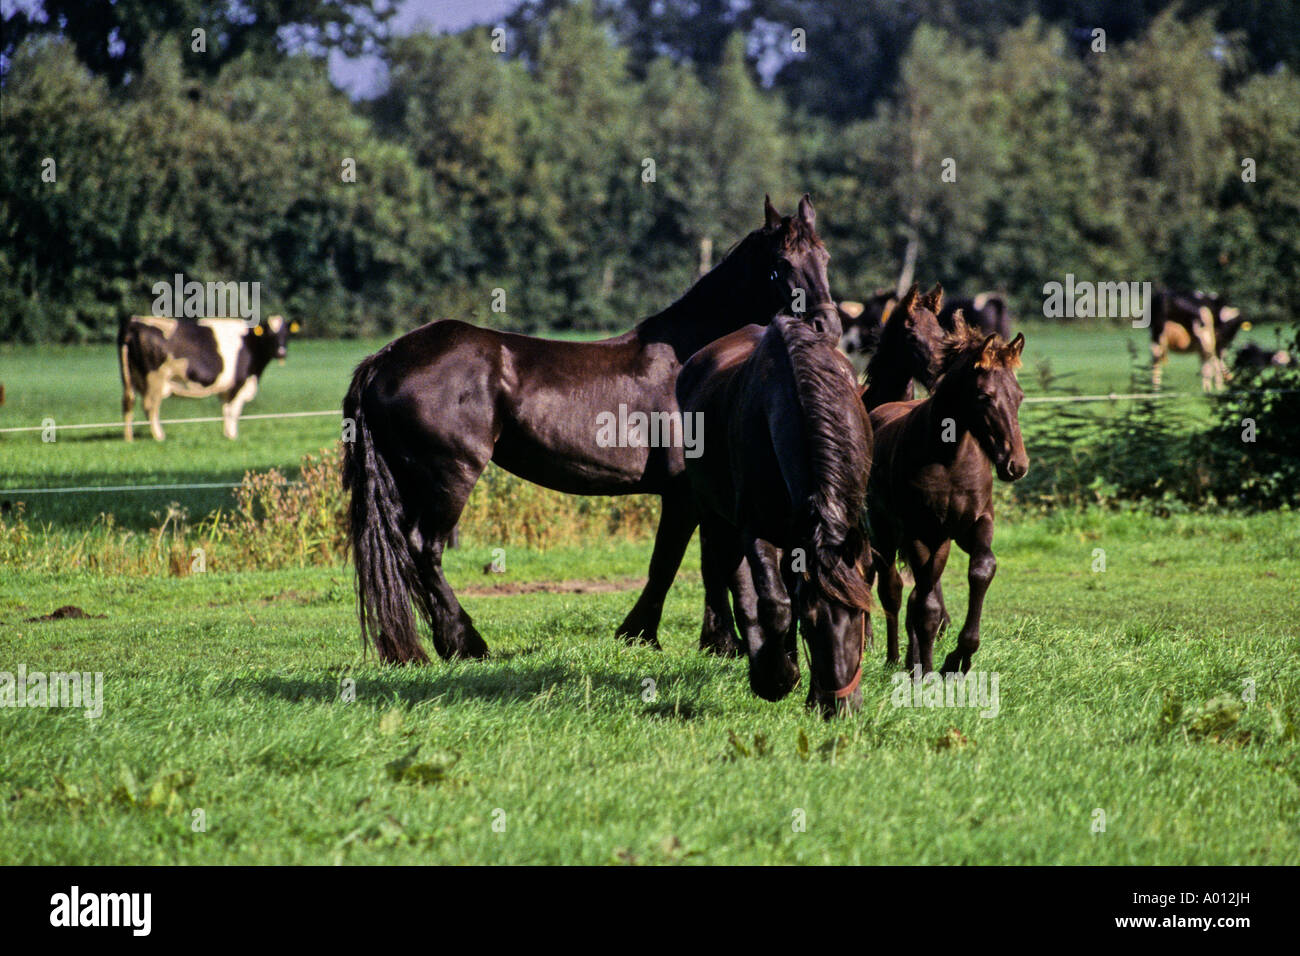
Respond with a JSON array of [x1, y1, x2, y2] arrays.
[[3, 0, 1299, 342]]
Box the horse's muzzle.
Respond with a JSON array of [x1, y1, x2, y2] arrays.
[[808, 303, 842, 339], [997, 451, 1029, 482]]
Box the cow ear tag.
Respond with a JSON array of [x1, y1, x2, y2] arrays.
[[253, 326, 263, 336], [289, 322, 300, 333]]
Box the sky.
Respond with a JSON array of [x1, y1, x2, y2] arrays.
[[329, 0, 520, 98], [0, 0, 520, 97]]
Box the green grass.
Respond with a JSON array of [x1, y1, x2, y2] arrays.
[[6, 320, 1285, 530], [2, 325, 1297, 864], [2, 511, 1298, 865], [0, 337, 387, 529]]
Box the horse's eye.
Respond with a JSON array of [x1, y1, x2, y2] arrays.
[[769, 269, 780, 283]]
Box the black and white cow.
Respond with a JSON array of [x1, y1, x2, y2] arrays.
[[1150, 291, 1247, 391], [118, 314, 296, 441]]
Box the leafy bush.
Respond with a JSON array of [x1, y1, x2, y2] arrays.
[[1203, 332, 1300, 508], [1012, 336, 1300, 513]]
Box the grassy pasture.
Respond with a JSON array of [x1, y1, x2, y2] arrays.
[[1, 322, 1297, 864], [1, 513, 1297, 864]]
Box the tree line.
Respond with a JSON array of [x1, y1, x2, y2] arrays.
[[2, 0, 1298, 342]]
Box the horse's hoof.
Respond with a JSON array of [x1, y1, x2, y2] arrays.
[[938, 652, 967, 675], [699, 635, 743, 658]]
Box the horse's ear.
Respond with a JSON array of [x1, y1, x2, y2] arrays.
[[950, 307, 967, 332], [901, 283, 920, 312], [921, 283, 943, 313], [764, 194, 782, 231], [1009, 332, 1025, 360], [797, 193, 815, 227], [975, 333, 998, 369]]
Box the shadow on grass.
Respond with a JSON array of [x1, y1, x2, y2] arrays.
[[243, 653, 736, 719]]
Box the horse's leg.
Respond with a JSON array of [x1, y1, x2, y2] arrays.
[[941, 516, 995, 675], [903, 538, 951, 675], [877, 544, 904, 666], [1151, 341, 1165, 389], [774, 547, 801, 669], [933, 580, 952, 647], [403, 459, 490, 659], [411, 523, 489, 661], [741, 534, 800, 701], [616, 491, 697, 650], [698, 516, 744, 657]]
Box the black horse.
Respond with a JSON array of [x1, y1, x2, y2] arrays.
[[342, 196, 838, 663], [676, 315, 873, 716], [860, 283, 947, 409]]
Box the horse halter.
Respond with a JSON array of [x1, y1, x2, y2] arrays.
[[811, 612, 866, 703]]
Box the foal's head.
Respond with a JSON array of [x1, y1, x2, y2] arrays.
[[750, 194, 838, 337], [886, 282, 948, 388], [937, 317, 1030, 482]]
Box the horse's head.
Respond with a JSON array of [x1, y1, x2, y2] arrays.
[[893, 282, 948, 391], [794, 531, 871, 718], [940, 317, 1029, 482], [754, 194, 838, 337]]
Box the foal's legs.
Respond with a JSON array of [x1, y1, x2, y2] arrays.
[[875, 542, 905, 665], [941, 515, 995, 675], [616, 491, 698, 650], [903, 538, 951, 676], [697, 517, 745, 657]]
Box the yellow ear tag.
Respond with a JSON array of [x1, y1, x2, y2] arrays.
[[253, 325, 263, 336], [1242, 322, 1253, 331], [289, 322, 300, 333]]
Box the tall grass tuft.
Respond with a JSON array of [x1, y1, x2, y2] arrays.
[[1, 445, 660, 575]]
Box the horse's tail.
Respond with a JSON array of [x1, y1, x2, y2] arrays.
[[780, 319, 873, 612], [341, 354, 430, 664]]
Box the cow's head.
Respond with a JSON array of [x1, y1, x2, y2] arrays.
[[250, 314, 297, 363]]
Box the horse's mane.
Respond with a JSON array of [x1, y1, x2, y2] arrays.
[[937, 312, 1023, 376], [778, 317, 872, 611], [778, 213, 824, 253]]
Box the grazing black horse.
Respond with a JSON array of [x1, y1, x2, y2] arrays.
[[343, 196, 837, 663], [676, 316, 873, 716]]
